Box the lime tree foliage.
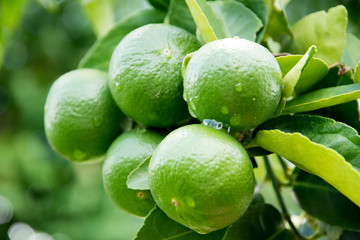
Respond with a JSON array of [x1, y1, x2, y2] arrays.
[[44, 0, 360, 239]]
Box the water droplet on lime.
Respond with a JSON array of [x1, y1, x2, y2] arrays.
[[92, 117, 101, 127], [221, 106, 229, 115], [202, 119, 223, 130], [235, 83, 242, 92], [115, 82, 121, 91], [163, 48, 172, 58], [230, 114, 242, 126], [73, 149, 86, 160], [185, 196, 195, 208]]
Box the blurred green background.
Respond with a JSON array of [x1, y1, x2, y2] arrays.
[[1, 0, 360, 239], [0, 0, 153, 239]]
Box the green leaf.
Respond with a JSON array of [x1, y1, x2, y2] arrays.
[[127, 157, 150, 190], [234, 0, 268, 42], [78, 9, 165, 71], [355, 61, 360, 83], [223, 204, 296, 240], [289, 5, 348, 65], [277, 55, 329, 95], [185, 0, 225, 43], [148, 0, 170, 12], [254, 115, 360, 207], [282, 45, 317, 98], [208, 0, 263, 41], [283, 84, 360, 113], [134, 207, 226, 240], [165, 0, 196, 34], [79, 0, 115, 37], [293, 170, 360, 231], [264, 0, 292, 41], [342, 33, 360, 69]]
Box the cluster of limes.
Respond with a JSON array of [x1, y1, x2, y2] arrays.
[[44, 23, 283, 233]]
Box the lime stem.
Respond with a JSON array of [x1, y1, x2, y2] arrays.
[[264, 156, 303, 239]]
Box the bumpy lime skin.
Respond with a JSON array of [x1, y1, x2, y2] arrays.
[[109, 24, 201, 127], [148, 124, 255, 233], [183, 38, 283, 131], [103, 129, 165, 217], [44, 69, 126, 162]]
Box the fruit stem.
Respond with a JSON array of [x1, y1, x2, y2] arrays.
[[264, 156, 303, 239]]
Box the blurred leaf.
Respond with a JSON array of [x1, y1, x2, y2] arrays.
[[283, 84, 360, 113], [185, 0, 224, 43], [264, 0, 292, 41], [148, 0, 170, 12], [223, 204, 296, 240], [234, 0, 268, 42], [254, 115, 360, 207], [277, 55, 329, 95], [355, 62, 360, 83], [342, 33, 360, 69], [0, 0, 24, 29], [208, 0, 263, 41], [282, 45, 317, 98], [289, 5, 348, 65], [293, 170, 360, 231], [80, 0, 115, 37], [127, 157, 150, 190], [285, 0, 342, 24], [134, 207, 227, 239], [79, 8, 165, 71], [166, 0, 196, 34]]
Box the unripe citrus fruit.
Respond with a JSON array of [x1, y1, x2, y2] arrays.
[[108, 23, 200, 127], [183, 38, 283, 131], [148, 124, 255, 233], [102, 128, 165, 217], [44, 69, 126, 162]]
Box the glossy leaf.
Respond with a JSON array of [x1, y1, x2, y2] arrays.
[[223, 204, 296, 240], [342, 33, 360, 69], [355, 61, 360, 83], [78, 9, 165, 71], [254, 115, 360, 207], [283, 84, 360, 113], [185, 0, 224, 43], [208, 0, 263, 41], [282, 45, 317, 98], [277, 55, 329, 95], [293, 170, 360, 231], [289, 5, 348, 65], [134, 208, 227, 240], [166, 0, 196, 34], [127, 157, 150, 190], [234, 0, 268, 42]]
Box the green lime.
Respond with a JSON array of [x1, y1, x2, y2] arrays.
[[148, 124, 255, 233], [44, 69, 126, 162], [183, 38, 283, 131], [108, 23, 200, 127], [102, 128, 165, 217]]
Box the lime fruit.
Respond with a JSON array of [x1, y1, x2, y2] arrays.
[[102, 128, 165, 217], [148, 124, 255, 233], [44, 69, 126, 162], [108, 23, 200, 127], [183, 38, 283, 131]]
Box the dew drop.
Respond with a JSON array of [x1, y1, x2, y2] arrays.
[[230, 114, 242, 126], [221, 105, 229, 115], [115, 82, 121, 91], [185, 196, 195, 208], [73, 149, 86, 160], [202, 119, 223, 130], [235, 82, 243, 92], [92, 117, 101, 127]]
